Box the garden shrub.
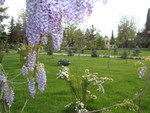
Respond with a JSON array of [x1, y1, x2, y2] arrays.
[[68, 49, 74, 56], [91, 49, 99, 57], [132, 47, 140, 56], [113, 48, 118, 55], [121, 50, 128, 59]]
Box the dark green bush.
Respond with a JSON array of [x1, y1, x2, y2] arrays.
[[91, 49, 99, 57], [121, 50, 128, 59], [132, 47, 140, 56], [68, 49, 74, 56]]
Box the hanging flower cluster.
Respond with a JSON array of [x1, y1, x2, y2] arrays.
[[0, 66, 14, 107], [26, 0, 107, 50], [21, 50, 37, 75], [136, 60, 148, 78], [0, 0, 5, 5], [22, 62, 47, 97], [20, 45, 47, 98], [139, 66, 147, 78], [27, 51, 37, 71], [36, 63, 46, 92], [28, 78, 36, 98]]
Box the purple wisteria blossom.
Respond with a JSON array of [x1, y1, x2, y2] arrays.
[[36, 63, 46, 92], [0, 75, 7, 82], [3, 82, 14, 107], [26, 0, 103, 50], [22, 65, 29, 76], [27, 51, 37, 71], [28, 78, 36, 98], [0, 0, 5, 5], [102, 0, 108, 5], [139, 66, 147, 78], [0, 75, 14, 107], [4, 87, 14, 107]]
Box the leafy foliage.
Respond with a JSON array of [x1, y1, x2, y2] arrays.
[[121, 50, 128, 59], [44, 34, 53, 55], [91, 49, 99, 57], [0, 41, 4, 63], [132, 47, 141, 56], [0, 7, 8, 23], [117, 15, 137, 48]]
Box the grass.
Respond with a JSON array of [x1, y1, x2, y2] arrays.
[[0, 53, 150, 113]]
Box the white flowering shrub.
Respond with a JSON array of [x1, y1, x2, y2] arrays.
[[57, 66, 113, 113]]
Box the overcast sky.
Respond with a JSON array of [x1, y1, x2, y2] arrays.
[[3, 0, 150, 37]]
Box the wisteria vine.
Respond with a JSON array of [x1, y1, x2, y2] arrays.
[[26, 0, 107, 50]]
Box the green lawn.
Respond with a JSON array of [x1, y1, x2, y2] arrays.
[[1, 53, 150, 113]]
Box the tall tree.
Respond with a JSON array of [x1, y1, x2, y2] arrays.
[[95, 33, 105, 49], [146, 8, 150, 39], [44, 33, 53, 55], [0, 7, 8, 35], [0, 7, 8, 23], [85, 25, 97, 49], [13, 20, 23, 44], [74, 28, 86, 51], [63, 23, 78, 50], [117, 15, 137, 48], [110, 30, 115, 44], [8, 17, 15, 44]]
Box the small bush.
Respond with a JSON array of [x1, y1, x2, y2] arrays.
[[113, 48, 118, 55], [91, 49, 99, 57], [68, 49, 74, 56], [121, 51, 128, 59], [132, 47, 140, 56]]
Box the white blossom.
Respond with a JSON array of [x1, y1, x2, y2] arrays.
[[75, 100, 88, 113], [57, 66, 69, 80]]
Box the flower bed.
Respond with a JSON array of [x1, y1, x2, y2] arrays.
[[58, 58, 70, 66]]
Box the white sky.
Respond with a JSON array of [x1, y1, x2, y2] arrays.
[[2, 0, 150, 37]]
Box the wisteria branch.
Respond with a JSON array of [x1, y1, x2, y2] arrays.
[[10, 73, 22, 81], [0, 98, 7, 113], [12, 82, 28, 87], [20, 95, 30, 113]]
